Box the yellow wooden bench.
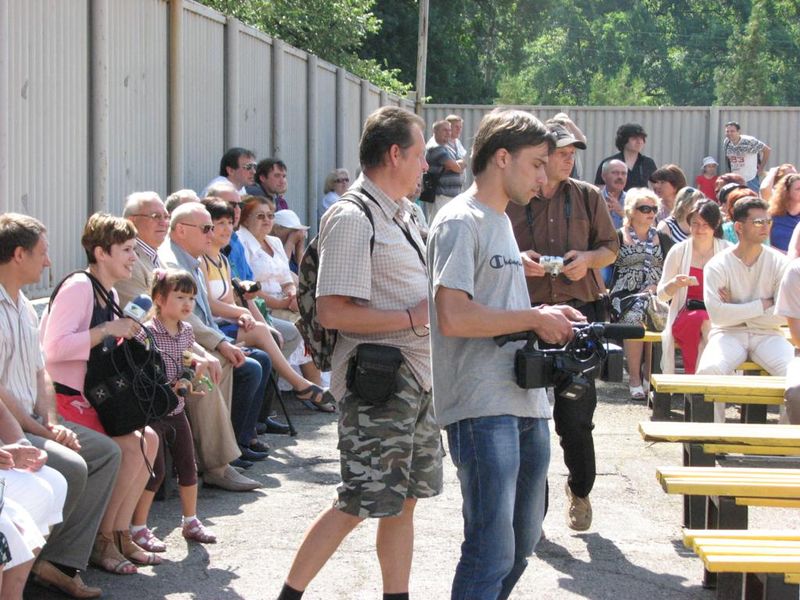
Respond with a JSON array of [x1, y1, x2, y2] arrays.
[[684, 529, 800, 598], [649, 374, 785, 423]]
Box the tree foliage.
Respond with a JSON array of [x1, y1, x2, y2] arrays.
[[201, 0, 800, 106], [198, 0, 411, 96]]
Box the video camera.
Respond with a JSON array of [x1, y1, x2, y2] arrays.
[[494, 322, 644, 400]]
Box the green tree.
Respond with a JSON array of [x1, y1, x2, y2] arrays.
[[198, 0, 411, 95]]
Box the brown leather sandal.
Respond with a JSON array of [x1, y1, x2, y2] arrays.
[[115, 530, 163, 566], [90, 532, 137, 575]]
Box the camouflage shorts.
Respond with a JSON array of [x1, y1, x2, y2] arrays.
[[335, 362, 443, 518]]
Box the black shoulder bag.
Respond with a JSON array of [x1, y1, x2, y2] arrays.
[[49, 271, 178, 437]]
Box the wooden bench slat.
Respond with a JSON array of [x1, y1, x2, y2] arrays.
[[703, 555, 800, 573], [658, 466, 800, 477], [641, 422, 800, 446], [702, 444, 800, 456], [784, 573, 800, 584], [650, 374, 785, 395], [704, 394, 784, 405], [684, 530, 800, 543], [736, 497, 800, 508]]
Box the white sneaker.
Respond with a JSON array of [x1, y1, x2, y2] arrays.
[[565, 481, 592, 531]]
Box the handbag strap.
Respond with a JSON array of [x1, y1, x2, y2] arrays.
[[49, 270, 124, 319]]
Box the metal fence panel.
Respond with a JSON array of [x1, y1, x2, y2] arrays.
[[8, 0, 90, 295], [282, 47, 309, 218], [237, 28, 272, 159], [182, 4, 225, 194], [342, 74, 363, 179], [315, 63, 337, 221], [108, 0, 169, 209]]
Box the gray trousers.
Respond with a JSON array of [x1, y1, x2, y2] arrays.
[[29, 422, 121, 570]]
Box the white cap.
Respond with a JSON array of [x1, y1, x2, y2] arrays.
[[702, 156, 718, 167], [273, 209, 309, 230]]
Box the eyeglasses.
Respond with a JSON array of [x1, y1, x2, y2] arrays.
[[241, 162, 257, 171], [747, 217, 773, 227], [180, 222, 215, 234], [335, 178, 349, 183], [131, 212, 170, 222], [635, 205, 658, 214], [254, 212, 276, 220]]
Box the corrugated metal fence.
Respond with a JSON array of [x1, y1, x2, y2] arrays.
[[422, 105, 800, 188], [0, 0, 412, 297], [2, 1, 799, 297]]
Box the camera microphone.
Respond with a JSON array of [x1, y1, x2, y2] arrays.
[[597, 323, 645, 339], [123, 294, 153, 322]]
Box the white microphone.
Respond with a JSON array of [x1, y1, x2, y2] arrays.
[[123, 294, 153, 322]]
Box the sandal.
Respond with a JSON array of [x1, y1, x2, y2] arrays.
[[629, 385, 646, 401], [115, 530, 163, 566], [295, 385, 336, 413], [248, 439, 271, 454], [90, 532, 138, 575], [182, 517, 217, 544], [131, 526, 167, 553]]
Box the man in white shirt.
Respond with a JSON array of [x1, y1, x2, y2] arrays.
[[201, 147, 256, 197], [697, 197, 793, 421], [723, 121, 771, 193], [776, 257, 800, 423]]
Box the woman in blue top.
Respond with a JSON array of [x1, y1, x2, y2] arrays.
[[769, 173, 800, 252]]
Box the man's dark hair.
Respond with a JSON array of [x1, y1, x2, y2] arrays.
[[725, 121, 741, 131], [219, 147, 254, 177], [471, 109, 556, 176], [649, 164, 687, 190], [615, 123, 647, 152], [732, 197, 767, 222], [359, 106, 425, 169], [255, 158, 287, 182], [0, 213, 47, 264], [201, 198, 235, 222], [687, 199, 724, 238]]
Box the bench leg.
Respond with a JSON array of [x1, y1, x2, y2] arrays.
[[683, 443, 715, 528], [685, 393, 713, 423], [741, 404, 768, 424], [745, 573, 800, 600], [651, 392, 672, 421], [705, 496, 748, 591]]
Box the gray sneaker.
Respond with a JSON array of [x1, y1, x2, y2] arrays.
[[565, 481, 592, 531]]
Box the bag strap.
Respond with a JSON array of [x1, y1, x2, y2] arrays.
[[339, 189, 376, 254], [49, 270, 123, 318]]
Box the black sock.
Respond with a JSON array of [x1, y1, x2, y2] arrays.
[[277, 583, 304, 600], [383, 594, 410, 600], [51, 562, 78, 578]]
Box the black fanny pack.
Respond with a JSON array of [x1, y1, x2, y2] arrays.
[[686, 299, 706, 311], [346, 343, 404, 404]]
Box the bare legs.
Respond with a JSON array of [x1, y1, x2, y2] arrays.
[[624, 340, 645, 387], [284, 499, 417, 594]]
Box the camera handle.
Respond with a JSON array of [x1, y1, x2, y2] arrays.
[[494, 330, 538, 348]]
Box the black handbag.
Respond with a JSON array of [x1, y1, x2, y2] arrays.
[[419, 172, 440, 203], [50, 271, 178, 436]]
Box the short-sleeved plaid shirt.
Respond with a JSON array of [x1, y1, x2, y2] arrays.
[[317, 173, 430, 401]]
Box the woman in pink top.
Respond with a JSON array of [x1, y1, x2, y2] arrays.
[[40, 214, 161, 575]]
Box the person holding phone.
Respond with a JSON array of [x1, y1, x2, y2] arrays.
[[658, 200, 731, 374]]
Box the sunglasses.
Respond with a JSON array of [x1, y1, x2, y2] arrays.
[[255, 212, 276, 220], [180, 222, 215, 234], [746, 217, 773, 227], [635, 205, 658, 214], [228, 201, 245, 209], [131, 212, 170, 222], [335, 178, 350, 183], [241, 162, 257, 171]]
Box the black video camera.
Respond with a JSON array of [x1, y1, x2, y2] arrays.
[[231, 278, 261, 295], [494, 322, 644, 400]]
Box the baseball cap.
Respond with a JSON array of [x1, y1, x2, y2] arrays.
[[702, 156, 718, 168], [273, 209, 309, 230], [549, 123, 587, 150]]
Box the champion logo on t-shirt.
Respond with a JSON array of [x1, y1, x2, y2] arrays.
[[489, 254, 522, 269]]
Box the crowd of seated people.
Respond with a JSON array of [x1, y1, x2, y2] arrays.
[[2, 122, 799, 598], [0, 145, 344, 597]]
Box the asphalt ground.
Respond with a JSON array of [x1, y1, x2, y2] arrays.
[[26, 382, 795, 600]]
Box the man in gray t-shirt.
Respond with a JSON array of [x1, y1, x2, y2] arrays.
[[428, 108, 583, 600]]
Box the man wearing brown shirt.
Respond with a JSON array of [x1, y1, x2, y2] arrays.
[[506, 121, 618, 532], [277, 107, 442, 600]]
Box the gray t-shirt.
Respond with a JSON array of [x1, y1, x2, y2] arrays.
[[428, 193, 552, 427]]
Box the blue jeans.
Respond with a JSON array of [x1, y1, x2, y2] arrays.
[[231, 348, 272, 446], [446, 416, 550, 600], [746, 175, 760, 193]]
